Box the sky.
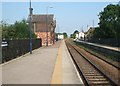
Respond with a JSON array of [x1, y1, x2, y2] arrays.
[[1, 1, 119, 36]]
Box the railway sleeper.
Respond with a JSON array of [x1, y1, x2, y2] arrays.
[[88, 78, 107, 81], [86, 76, 104, 78], [82, 66, 94, 68], [84, 71, 99, 74], [84, 73, 101, 76], [89, 81, 110, 84], [66, 41, 116, 86], [82, 69, 96, 71], [82, 70, 97, 72]]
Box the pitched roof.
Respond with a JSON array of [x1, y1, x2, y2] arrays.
[[32, 14, 54, 24], [27, 14, 56, 32]]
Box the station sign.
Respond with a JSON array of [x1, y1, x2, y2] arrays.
[[1, 41, 8, 47]]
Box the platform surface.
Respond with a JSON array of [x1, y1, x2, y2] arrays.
[[77, 40, 119, 51], [2, 40, 83, 85]]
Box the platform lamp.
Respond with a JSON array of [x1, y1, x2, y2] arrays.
[[29, 0, 33, 54], [46, 6, 53, 46]]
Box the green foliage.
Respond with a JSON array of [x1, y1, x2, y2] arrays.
[[70, 30, 79, 39], [73, 30, 79, 34], [93, 4, 120, 38], [92, 27, 101, 38], [55, 32, 68, 39], [2, 19, 37, 39], [63, 32, 68, 39], [70, 34, 74, 38]]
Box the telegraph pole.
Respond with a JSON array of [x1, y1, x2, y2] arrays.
[[29, 0, 33, 54]]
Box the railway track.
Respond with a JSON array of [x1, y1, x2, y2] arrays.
[[74, 41, 120, 70], [65, 39, 117, 86]]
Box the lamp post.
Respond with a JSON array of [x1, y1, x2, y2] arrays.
[[93, 19, 94, 29], [29, 0, 33, 54], [46, 6, 53, 46]]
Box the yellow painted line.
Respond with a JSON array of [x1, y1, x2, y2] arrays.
[[51, 41, 62, 84]]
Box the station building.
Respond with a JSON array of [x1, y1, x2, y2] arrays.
[[31, 14, 56, 46]]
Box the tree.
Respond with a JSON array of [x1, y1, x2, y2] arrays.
[[71, 30, 79, 39], [92, 27, 101, 38], [63, 32, 68, 38], [2, 23, 16, 39], [97, 4, 120, 38], [73, 30, 79, 34], [70, 34, 74, 38], [2, 19, 37, 39]]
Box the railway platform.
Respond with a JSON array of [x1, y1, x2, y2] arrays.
[[2, 40, 83, 85], [77, 40, 119, 51]]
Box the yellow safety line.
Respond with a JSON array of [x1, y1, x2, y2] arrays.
[[51, 41, 62, 84]]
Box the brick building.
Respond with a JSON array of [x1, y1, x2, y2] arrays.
[[31, 14, 56, 46]]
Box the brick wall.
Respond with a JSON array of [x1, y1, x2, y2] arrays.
[[35, 32, 53, 46], [32, 15, 56, 46]]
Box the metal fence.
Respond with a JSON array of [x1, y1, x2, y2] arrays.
[[2, 38, 42, 63]]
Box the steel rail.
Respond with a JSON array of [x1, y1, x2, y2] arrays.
[[75, 41, 120, 70], [65, 39, 117, 86]]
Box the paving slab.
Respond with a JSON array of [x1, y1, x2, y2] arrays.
[[51, 40, 83, 84], [62, 40, 83, 84], [2, 40, 83, 85], [2, 41, 61, 84]]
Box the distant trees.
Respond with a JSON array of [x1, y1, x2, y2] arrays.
[[2, 19, 36, 39], [92, 4, 120, 38], [70, 30, 79, 39], [63, 32, 68, 38], [55, 32, 68, 39]]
